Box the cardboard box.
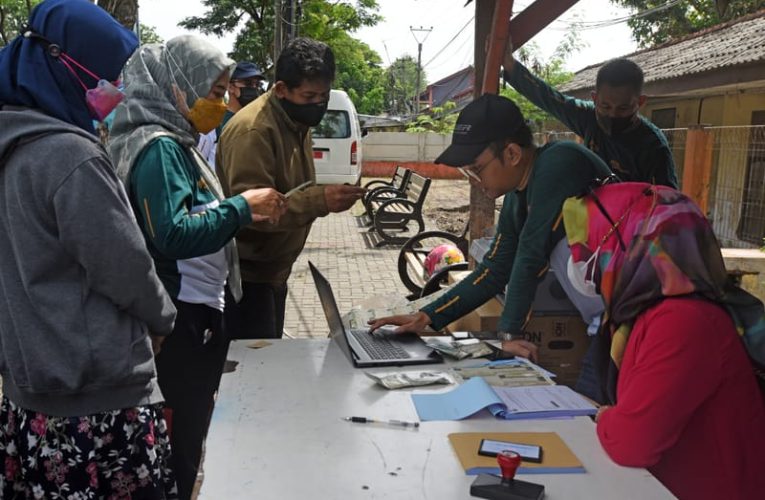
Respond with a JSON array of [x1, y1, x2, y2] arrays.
[[445, 270, 590, 387], [521, 315, 590, 388]]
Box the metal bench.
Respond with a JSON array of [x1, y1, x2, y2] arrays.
[[361, 166, 411, 219], [367, 172, 431, 246]]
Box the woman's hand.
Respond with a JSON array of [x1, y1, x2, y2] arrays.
[[500, 339, 539, 362], [595, 405, 612, 423], [367, 312, 432, 334], [241, 188, 287, 224]]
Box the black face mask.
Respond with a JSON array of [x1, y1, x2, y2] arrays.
[[237, 86, 262, 108], [279, 98, 328, 127], [596, 113, 638, 136]]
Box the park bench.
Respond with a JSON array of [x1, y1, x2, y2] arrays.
[[397, 223, 470, 299], [367, 171, 431, 246], [361, 166, 411, 218]]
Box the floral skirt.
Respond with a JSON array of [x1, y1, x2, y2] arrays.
[[0, 396, 177, 499]]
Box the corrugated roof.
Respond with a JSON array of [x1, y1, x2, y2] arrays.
[[560, 9, 765, 92]]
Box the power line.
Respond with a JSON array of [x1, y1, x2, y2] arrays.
[[548, 0, 682, 31], [422, 16, 474, 68]]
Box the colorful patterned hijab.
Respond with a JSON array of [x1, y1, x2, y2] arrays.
[[563, 182, 765, 403], [0, 0, 138, 133]]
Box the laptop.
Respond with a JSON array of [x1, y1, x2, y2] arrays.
[[308, 261, 442, 368]]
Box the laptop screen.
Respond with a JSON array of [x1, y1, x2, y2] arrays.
[[308, 262, 354, 352]]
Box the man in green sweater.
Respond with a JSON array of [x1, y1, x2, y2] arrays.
[[503, 44, 678, 189], [369, 94, 611, 361]]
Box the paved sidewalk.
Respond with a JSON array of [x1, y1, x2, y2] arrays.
[[284, 179, 472, 338]]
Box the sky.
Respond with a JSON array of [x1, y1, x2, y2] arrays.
[[140, 0, 640, 82]]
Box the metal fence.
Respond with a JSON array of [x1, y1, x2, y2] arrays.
[[705, 125, 765, 247], [535, 125, 765, 249], [662, 128, 688, 185]]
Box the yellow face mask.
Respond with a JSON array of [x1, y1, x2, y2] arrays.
[[187, 97, 227, 134]]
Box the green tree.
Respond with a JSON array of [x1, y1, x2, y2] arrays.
[[0, 0, 42, 47], [139, 23, 163, 45], [405, 101, 457, 135], [96, 0, 137, 30], [611, 0, 764, 47], [179, 0, 385, 114], [384, 55, 425, 116], [0, 0, 141, 47], [500, 29, 584, 132]]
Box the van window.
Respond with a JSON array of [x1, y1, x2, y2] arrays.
[[312, 110, 351, 139]]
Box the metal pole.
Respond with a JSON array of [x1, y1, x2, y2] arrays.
[[274, 0, 283, 64], [415, 42, 422, 114], [410, 26, 433, 115]]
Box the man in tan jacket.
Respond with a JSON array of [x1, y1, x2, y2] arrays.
[[217, 37, 365, 339]]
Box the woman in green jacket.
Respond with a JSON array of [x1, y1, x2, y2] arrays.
[[109, 35, 285, 500]]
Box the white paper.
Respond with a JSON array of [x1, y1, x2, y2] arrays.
[[493, 385, 596, 414]]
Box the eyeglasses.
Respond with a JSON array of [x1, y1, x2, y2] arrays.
[[458, 155, 495, 183], [232, 79, 262, 88]]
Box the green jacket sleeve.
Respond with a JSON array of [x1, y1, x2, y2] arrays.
[[421, 195, 521, 331], [504, 60, 595, 138], [131, 137, 251, 260]]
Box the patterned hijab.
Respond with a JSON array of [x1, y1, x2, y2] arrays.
[[0, 0, 138, 133], [109, 34, 234, 182], [108, 35, 243, 302], [563, 182, 765, 403]]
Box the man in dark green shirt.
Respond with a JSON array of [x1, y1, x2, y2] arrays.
[[503, 46, 678, 189], [369, 94, 611, 361]]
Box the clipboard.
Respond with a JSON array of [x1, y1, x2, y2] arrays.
[[448, 432, 585, 475]]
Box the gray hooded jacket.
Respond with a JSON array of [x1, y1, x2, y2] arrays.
[[0, 105, 176, 416]]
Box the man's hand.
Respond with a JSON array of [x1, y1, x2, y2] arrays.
[[502, 36, 515, 73], [500, 339, 539, 362], [367, 312, 432, 334], [324, 184, 366, 213], [240, 188, 287, 224]]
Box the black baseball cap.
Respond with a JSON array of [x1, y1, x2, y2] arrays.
[[435, 94, 525, 167], [231, 61, 264, 80]]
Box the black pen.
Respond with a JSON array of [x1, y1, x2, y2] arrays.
[[343, 416, 420, 428]]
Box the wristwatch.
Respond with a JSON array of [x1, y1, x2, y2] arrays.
[[497, 332, 524, 342]]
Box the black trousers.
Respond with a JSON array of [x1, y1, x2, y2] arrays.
[[155, 301, 229, 500], [226, 281, 288, 339]]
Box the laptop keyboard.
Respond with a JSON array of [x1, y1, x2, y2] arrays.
[[350, 330, 411, 360]]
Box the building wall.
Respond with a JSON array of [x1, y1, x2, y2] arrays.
[[361, 132, 460, 179], [642, 87, 765, 128], [362, 132, 451, 163], [642, 95, 725, 127]]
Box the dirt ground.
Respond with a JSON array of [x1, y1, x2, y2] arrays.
[[417, 178, 504, 234]]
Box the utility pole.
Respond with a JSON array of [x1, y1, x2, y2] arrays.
[[276, 0, 300, 63], [409, 26, 432, 115], [274, 0, 283, 64]]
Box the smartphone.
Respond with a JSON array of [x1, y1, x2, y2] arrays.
[[478, 439, 543, 463]]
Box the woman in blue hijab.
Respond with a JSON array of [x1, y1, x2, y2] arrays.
[[0, 1, 178, 498]]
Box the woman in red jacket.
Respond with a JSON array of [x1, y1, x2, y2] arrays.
[[562, 182, 765, 500]]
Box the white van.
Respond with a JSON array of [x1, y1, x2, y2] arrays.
[[311, 90, 363, 185]]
